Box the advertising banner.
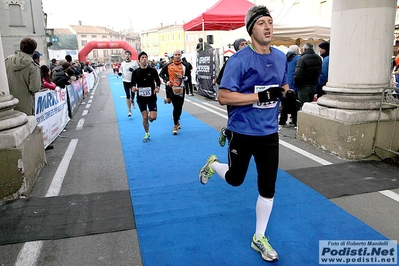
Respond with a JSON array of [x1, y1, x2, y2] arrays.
[[65, 79, 84, 117], [196, 49, 219, 100], [35, 88, 69, 148]]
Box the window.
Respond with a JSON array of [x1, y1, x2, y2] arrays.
[[93, 50, 98, 58], [102, 35, 107, 38], [92, 35, 97, 38], [9, 4, 23, 26], [81, 34, 87, 38], [82, 40, 87, 46]]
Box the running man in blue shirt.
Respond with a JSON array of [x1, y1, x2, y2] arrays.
[[199, 5, 289, 262]]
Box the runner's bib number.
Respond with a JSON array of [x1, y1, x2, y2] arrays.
[[253, 85, 278, 109], [138, 87, 151, 97], [172, 86, 184, 96]]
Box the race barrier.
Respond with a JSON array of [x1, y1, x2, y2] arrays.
[[34, 88, 69, 149], [35, 70, 100, 148]]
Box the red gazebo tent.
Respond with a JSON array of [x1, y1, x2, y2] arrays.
[[183, 0, 254, 32]]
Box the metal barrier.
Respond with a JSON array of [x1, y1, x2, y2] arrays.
[[368, 87, 399, 161]]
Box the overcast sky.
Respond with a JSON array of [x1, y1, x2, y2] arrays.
[[41, 0, 222, 32]]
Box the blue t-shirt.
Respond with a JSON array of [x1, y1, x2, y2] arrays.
[[220, 46, 287, 136]]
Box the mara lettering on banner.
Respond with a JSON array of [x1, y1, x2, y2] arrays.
[[196, 49, 219, 100], [35, 88, 69, 148]]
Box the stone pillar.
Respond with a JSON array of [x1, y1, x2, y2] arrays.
[[0, 34, 46, 202], [297, 0, 399, 159]]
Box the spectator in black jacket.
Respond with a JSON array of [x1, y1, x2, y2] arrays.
[[65, 55, 81, 79], [294, 43, 322, 104], [182, 57, 194, 96], [52, 61, 72, 88]]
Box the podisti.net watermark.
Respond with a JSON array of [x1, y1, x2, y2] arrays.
[[319, 240, 397, 264]]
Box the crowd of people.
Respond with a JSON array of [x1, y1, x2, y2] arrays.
[[4, 38, 101, 117]]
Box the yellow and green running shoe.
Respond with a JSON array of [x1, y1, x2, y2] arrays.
[[143, 133, 150, 142], [199, 155, 218, 185]]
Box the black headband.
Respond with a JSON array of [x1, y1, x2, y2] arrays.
[[246, 10, 272, 35]]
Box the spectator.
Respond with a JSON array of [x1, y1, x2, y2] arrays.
[[84, 61, 93, 73], [65, 55, 81, 78], [74, 61, 83, 77], [286, 45, 300, 92], [52, 61, 72, 88], [216, 38, 248, 86], [182, 57, 194, 96], [394, 54, 399, 70], [5, 37, 41, 115], [51, 59, 65, 78], [294, 43, 322, 104], [40, 65, 56, 90], [278, 89, 301, 128], [278, 45, 301, 128], [50, 58, 58, 71], [32, 51, 42, 66], [196, 38, 213, 51], [316, 41, 330, 98]]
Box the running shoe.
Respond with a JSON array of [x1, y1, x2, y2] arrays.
[[143, 133, 150, 142], [218, 126, 227, 147], [199, 155, 218, 185], [177, 121, 181, 129], [172, 125, 178, 135], [128, 111, 132, 117], [251, 235, 279, 262], [132, 102, 136, 109]]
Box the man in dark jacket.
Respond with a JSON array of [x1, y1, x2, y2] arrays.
[[294, 43, 322, 104], [182, 57, 194, 96], [316, 41, 330, 98], [52, 61, 72, 88]]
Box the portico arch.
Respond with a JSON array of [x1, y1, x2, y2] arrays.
[[78, 41, 138, 62]]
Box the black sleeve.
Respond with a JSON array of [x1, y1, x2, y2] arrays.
[[152, 69, 161, 87], [159, 63, 170, 82]]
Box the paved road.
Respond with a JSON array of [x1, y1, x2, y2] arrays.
[[1, 69, 398, 265]]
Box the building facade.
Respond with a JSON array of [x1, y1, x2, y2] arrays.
[[0, 0, 47, 63]]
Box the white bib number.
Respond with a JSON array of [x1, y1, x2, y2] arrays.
[[138, 87, 151, 97], [253, 85, 278, 109]]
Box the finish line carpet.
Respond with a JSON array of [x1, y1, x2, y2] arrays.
[[109, 74, 396, 265]]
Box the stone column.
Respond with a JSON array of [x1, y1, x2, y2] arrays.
[[297, 0, 399, 159], [0, 34, 46, 202]]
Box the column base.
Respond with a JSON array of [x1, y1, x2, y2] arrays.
[[0, 126, 46, 202], [297, 102, 399, 159]]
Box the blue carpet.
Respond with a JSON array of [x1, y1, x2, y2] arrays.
[[108, 74, 397, 266]]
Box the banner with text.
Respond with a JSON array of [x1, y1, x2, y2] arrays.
[[196, 49, 219, 100], [35, 88, 69, 148], [66, 79, 84, 117]]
